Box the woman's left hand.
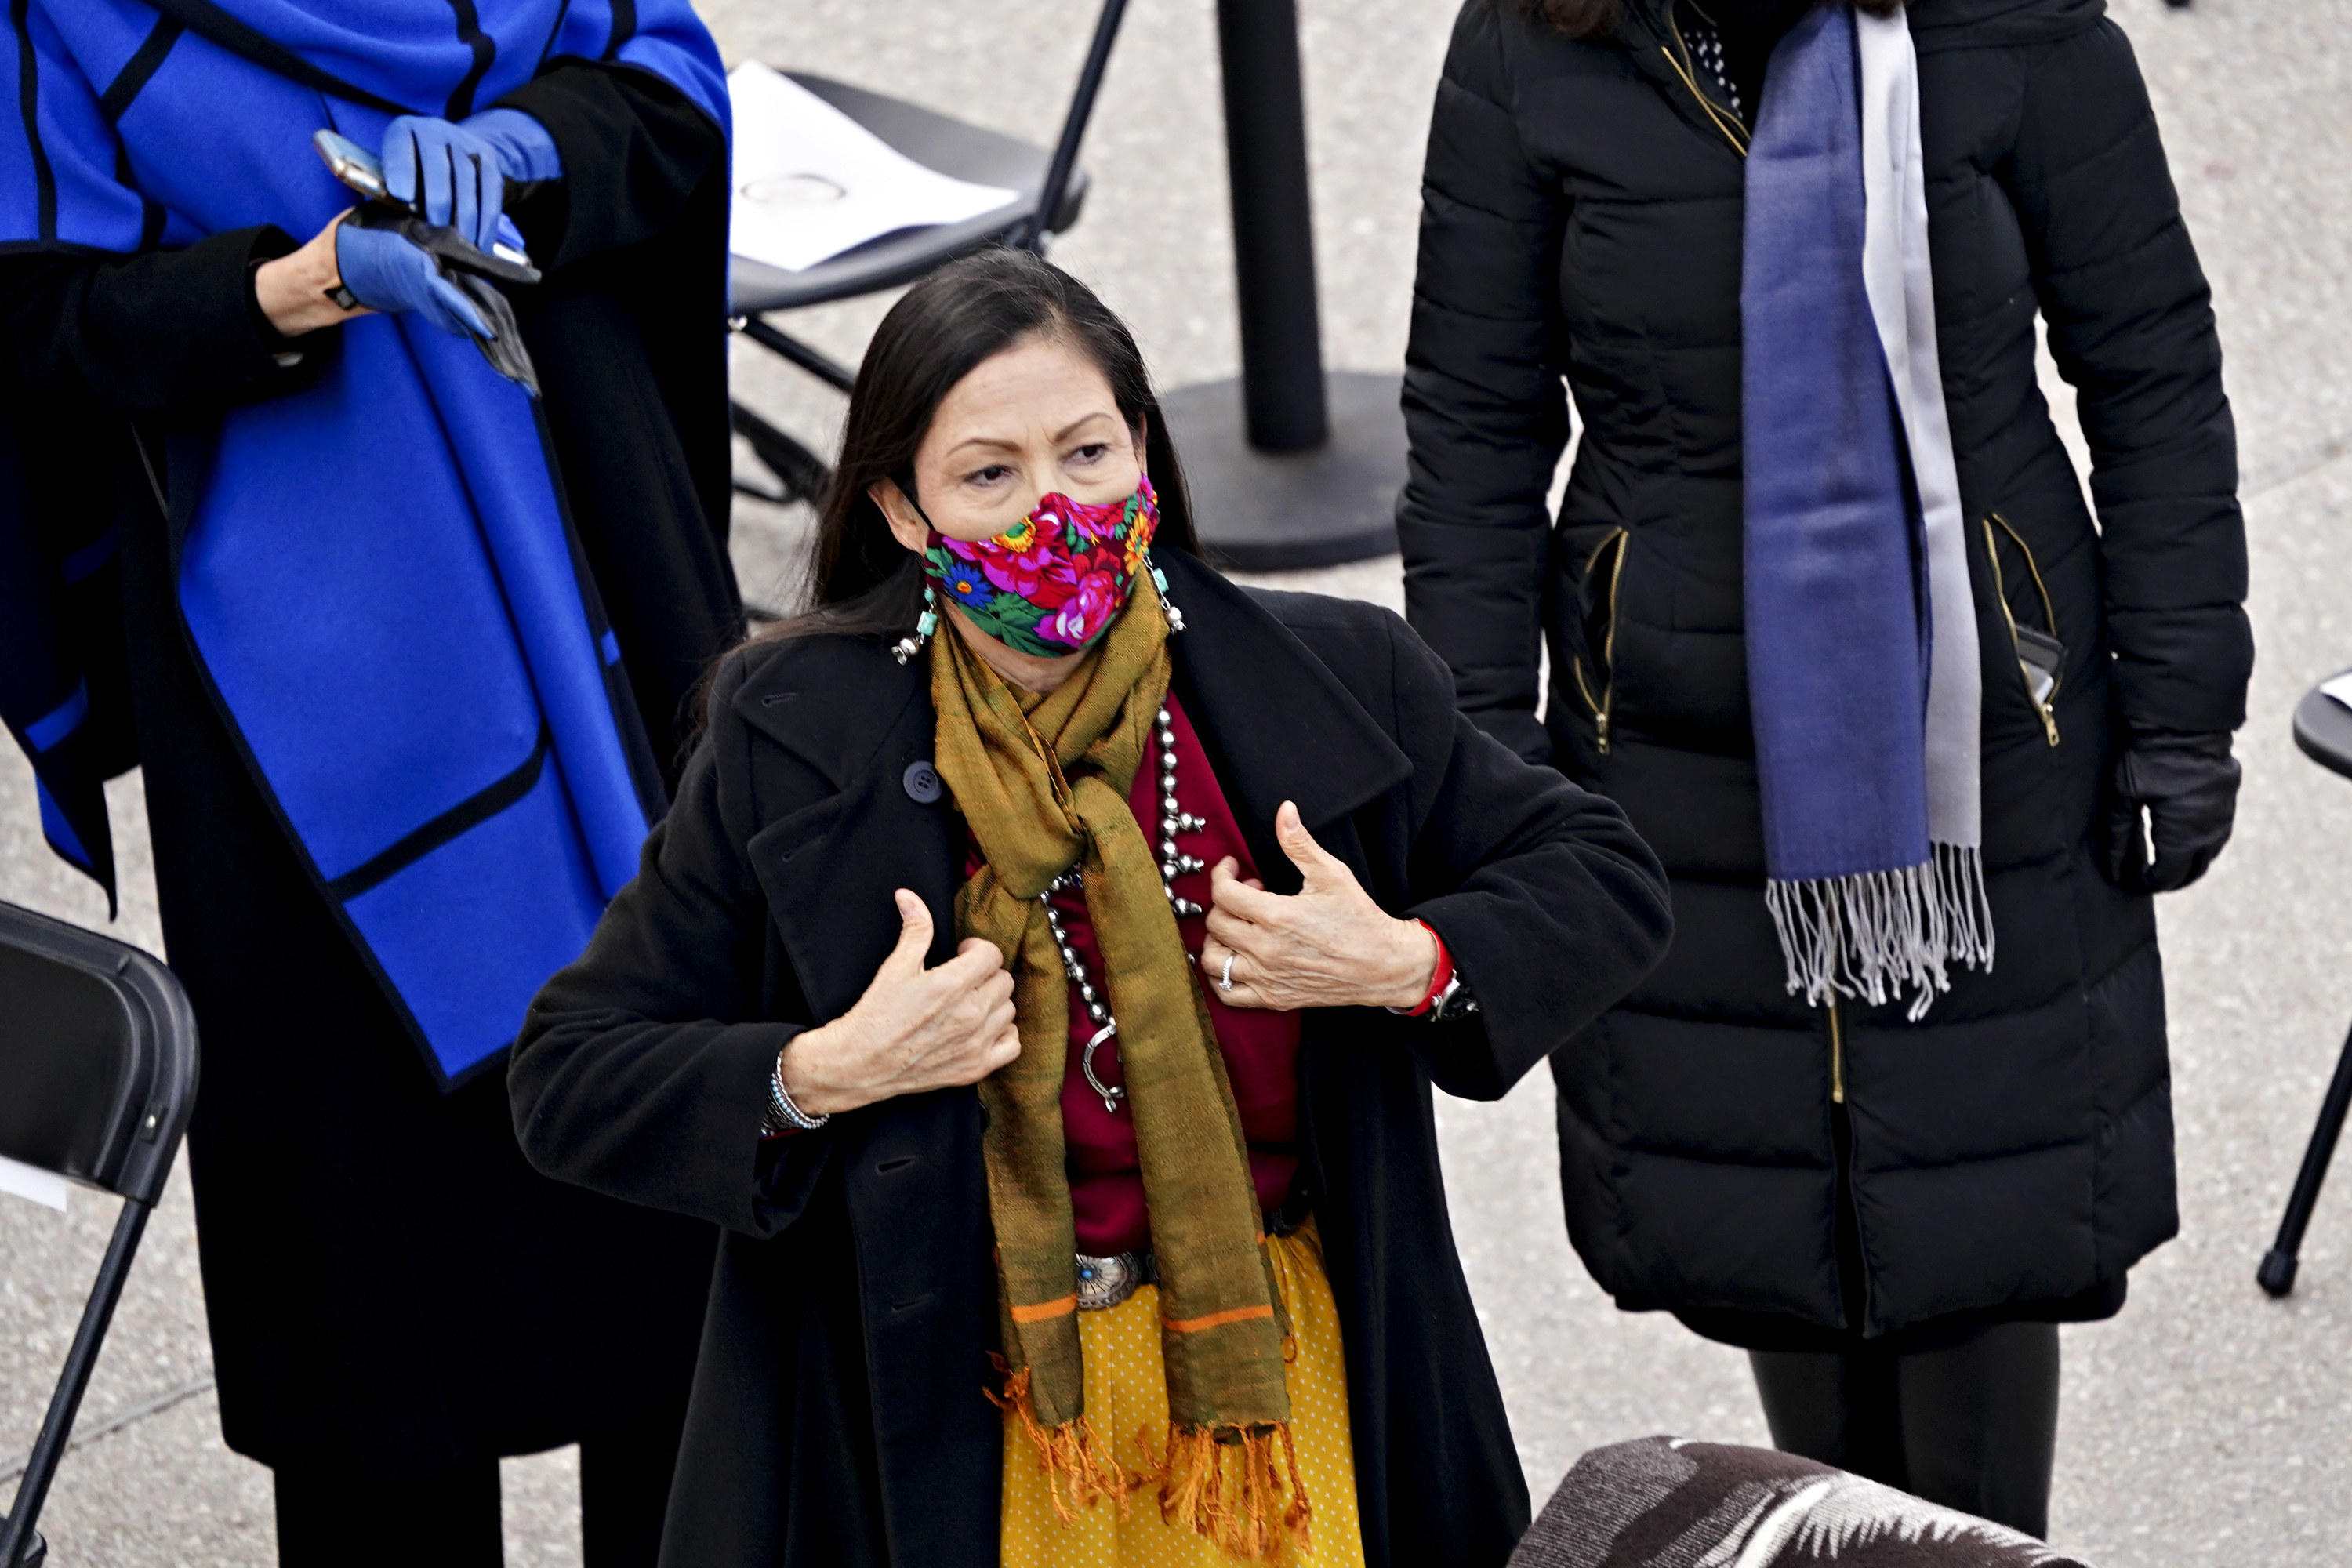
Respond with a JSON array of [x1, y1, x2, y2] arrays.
[[254, 212, 370, 337], [1200, 800, 1439, 1011]]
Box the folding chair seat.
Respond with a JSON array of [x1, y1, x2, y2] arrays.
[[0, 902, 198, 1568], [728, 2, 1128, 517], [728, 74, 1092, 322]]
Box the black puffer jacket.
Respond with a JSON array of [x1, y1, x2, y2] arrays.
[[1398, 0, 2249, 1339]]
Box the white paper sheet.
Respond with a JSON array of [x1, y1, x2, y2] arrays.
[[0, 1152, 68, 1212], [728, 63, 1018, 274]]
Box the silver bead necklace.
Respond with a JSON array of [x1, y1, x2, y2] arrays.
[[1043, 704, 1208, 1114]]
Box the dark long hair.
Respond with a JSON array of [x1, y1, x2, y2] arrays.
[[761, 248, 1200, 647], [1508, 0, 1899, 40]]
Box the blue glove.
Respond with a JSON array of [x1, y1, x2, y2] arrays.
[[335, 219, 495, 339], [379, 110, 561, 255], [462, 108, 564, 183]]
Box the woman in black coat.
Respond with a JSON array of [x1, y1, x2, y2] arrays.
[[509, 249, 1673, 1568], [0, 7, 738, 1563], [1397, 0, 2249, 1537]]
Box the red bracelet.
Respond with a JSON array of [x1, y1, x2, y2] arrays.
[[1400, 921, 1454, 1017]]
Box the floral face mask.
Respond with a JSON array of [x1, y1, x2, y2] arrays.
[[924, 475, 1160, 659]]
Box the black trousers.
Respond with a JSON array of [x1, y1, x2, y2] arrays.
[[1748, 1321, 2060, 1538], [272, 1398, 689, 1567]]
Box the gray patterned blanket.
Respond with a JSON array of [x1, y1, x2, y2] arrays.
[[1509, 1437, 2092, 1568]]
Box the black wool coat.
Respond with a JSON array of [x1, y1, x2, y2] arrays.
[[1397, 0, 2250, 1342], [509, 552, 1675, 1568], [0, 63, 737, 1475]]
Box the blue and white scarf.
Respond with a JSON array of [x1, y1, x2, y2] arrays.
[[1741, 5, 1990, 1020], [0, 0, 728, 1084]]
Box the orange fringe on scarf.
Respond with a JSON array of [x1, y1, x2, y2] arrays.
[[986, 1359, 1134, 1524], [1140, 1421, 1312, 1563], [990, 1359, 1312, 1562]]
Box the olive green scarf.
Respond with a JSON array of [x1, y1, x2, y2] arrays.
[[929, 576, 1308, 1558]]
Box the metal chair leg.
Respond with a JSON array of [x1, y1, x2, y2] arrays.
[[729, 400, 834, 508], [1019, 0, 1131, 251], [736, 319, 857, 394], [2259, 1016, 2352, 1297], [1, 1201, 151, 1567]]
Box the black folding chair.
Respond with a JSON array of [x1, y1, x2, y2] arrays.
[[728, 0, 1130, 522], [0, 902, 199, 1568], [2259, 674, 2352, 1297]]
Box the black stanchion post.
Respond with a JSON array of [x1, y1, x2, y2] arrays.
[[1215, 0, 1327, 453], [1164, 0, 1404, 570]]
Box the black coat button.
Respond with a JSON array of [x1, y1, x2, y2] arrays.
[[902, 760, 942, 804]]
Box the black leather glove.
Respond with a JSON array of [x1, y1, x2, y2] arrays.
[[2100, 731, 2241, 894]]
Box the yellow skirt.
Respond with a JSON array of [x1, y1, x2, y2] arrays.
[[1000, 1221, 1366, 1567]]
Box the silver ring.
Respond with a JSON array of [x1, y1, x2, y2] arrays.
[[1219, 952, 1236, 992]]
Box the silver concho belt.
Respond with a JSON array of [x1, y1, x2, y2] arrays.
[[1074, 1206, 1305, 1311], [1075, 1249, 1156, 1311]]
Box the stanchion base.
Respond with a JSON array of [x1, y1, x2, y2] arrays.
[[2258, 1247, 2299, 1298], [1161, 371, 1405, 572]]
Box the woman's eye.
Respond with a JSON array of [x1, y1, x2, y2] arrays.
[[964, 465, 1011, 488], [1069, 443, 1110, 466]]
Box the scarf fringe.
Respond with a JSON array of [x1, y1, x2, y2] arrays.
[[1766, 842, 1994, 1022], [985, 1361, 1134, 1523], [988, 1363, 1312, 1559], [1142, 1421, 1312, 1563]]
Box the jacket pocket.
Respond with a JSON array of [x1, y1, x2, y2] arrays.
[[1981, 514, 2063, 747], [1573, 527, 1631, 754]]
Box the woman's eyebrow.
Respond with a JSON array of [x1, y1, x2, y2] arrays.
[[942, 433, 1023, 459], [1054, 411, 1119, 442], [942, 411, 1120, 463]]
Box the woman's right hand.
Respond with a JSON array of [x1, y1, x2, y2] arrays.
[[779, 891, 1020, 1116]]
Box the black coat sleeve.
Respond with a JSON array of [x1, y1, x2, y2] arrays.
[[1385, 612, 1673, 1099], [2002, 20, 2251, 737], [0, 226, 328, 413], [509, 656, 826, 1238], [1396, 1, 1573, 764], [495, 60, 729, 272]]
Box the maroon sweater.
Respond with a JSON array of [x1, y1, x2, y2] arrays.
[[1043, 692, 1300, 1254], [777, 694, 1304, 1254]]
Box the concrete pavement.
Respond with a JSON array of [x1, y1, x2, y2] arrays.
[[5, 1, 2350, 1562]]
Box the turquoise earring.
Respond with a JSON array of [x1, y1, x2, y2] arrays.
[[891, 583, 939, 666], [1148, 551, 1185, 634]]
